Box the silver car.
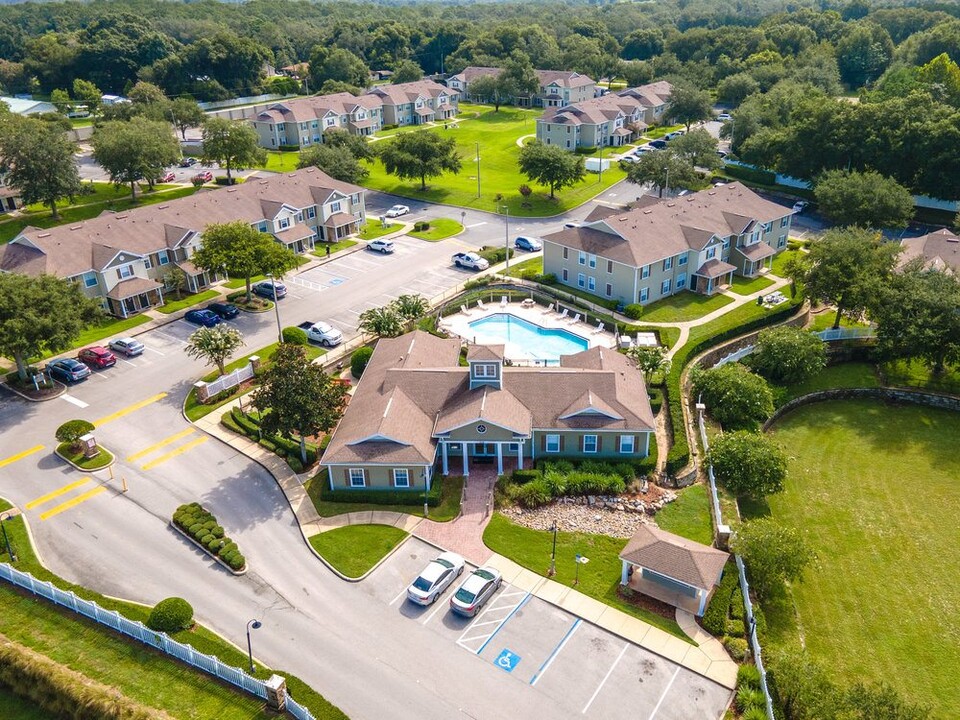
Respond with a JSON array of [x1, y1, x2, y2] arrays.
[[108, 337, 145, 356], [407, 552, 465, 606], [450, 566, 503, 617]]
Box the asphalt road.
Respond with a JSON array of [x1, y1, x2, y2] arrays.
[[0, 182, 735, 720]]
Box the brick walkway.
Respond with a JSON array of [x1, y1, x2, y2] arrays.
[[414, 467, 498, 565]]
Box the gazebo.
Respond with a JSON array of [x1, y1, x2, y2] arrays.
[[619, 525, 729, 617]]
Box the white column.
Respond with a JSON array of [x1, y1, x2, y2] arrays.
[[620, 560, 630, 586], [516, 442, 523, 470], [441, 442, 449, 476], [462, 442, 469, 476], [425, 465, 432, 492], [496, 443, 503, 476]]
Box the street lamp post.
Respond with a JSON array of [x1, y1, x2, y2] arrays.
[[499, 204, 510, 273], [246, 619, 262, 673], [266, 272, 283, 344], [476, 142, 481, 199], [0, 512, 16, 563], [548, 521, 558, 577]]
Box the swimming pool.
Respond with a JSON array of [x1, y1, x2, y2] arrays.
[[468, 313, 589, 363]]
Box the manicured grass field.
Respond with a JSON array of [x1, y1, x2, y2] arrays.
[[72, 314, 152, 349], [639, 291, 734, 323], [362, 105, 628, 216], [258, 150, 300, 173], [0, 688, 46, 719], [775, 361, 879, 405], [482, 513, 688, 640], [310, 238, 358, 259], [358, 221, 402, 240], [654, 483, 713, 545], [765, 400, 960, 718], [155, 289, 220, 315], [503, 256, 542, 278], [881, 358, 960, 396], [769, 248, 803, 278], [807, 311, 869, 332], [305, 473, 463, 522], [728, 274, 775, 296], [409, 218, 463, 241], [309, 525, 407, 578]]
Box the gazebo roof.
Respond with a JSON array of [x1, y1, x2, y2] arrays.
[[619, 525, 728, 590]]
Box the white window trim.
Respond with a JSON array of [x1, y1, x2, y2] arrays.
[[583, 435, 598, 453], [393, 468, 410, 488], [348, 468, 366, 487], [619, 435, 635, 454], [158, 251, 170, 266], [545, 434, 560, 453], [474, 363, 497, 378]]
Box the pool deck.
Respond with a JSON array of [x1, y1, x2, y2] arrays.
[[440, 299, 618, 363]]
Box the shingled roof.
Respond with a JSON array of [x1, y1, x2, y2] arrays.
[[900, 228, 960, 274], [619, 525, 729, 589]]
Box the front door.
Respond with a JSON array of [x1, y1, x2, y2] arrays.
[[472, 443, 497, 457]]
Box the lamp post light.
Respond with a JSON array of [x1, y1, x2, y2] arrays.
[[499, 204, 510, 273], [548, 521, 558, 577], [0, 512, 16, 563], [246, 619, 262, 673], [266, 272, 283, 344]]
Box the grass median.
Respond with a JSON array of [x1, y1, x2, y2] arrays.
[[309, 525, 408, 578]]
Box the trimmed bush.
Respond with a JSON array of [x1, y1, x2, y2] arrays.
[[737, 664, 762, 691], [730, 588, 745, 619], [724, 636, 749, 661], [146, 597, 194, 633], [723, 164, 776, 185], [321, 483, 443, 507], [701, 565, 738, 636], [512, 469, 542, 484], [281, 326, 308, 345], [648, 387, 663, 414], [55, 419, 96, 451], [351, 347, 374, 378], [741, 708, 768, 720], [725, 618, 745, 637], [736, 685, 766, 712], [172, 503, 245, 571], [413, 221, 430, 232], [623, 303, 643, 320]]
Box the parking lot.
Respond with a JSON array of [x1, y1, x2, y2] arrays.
[[362, 536, 732, 720]]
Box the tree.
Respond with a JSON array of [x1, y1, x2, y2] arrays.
[[191, 221, 299, 303], [378, 130, 461, 190], [916, 53, 960, 107], [92, 117, 179, 200], [813, 169, 914, 229], [184, 325, 245, 376], [800, 227, 900, 329], [168, 97, 206, 141], [252, 343, 348, 464], [690, 363, 774, 430], [162, 266, 188, 301], [668, 129, 721, 171], [716, 73, 760, 107], [391, 60, 423, 84], [391, 294, 429, 321], [872, 261, 960, 374], [708, 430, 788, 498], [297, 144, 368, 184], [747, 326, 827, 384], [72, 78, 102, 117], [842, 682, 931, 720], [0, 117, 82, 219], [320, 128, 373, 161], [467, 73, 506, 110], [732, 518, 815, 598], [0, 274, 102, 382], [836, 22, 894, 87], [55, 420, 96, 453], [308, 47, 369, 91], [50, 88, 72, 115], [665, 83, 713, 131], [624, 149, 699, 198], [127, 80, 167, 107], [517, 141, 585, 199], [200, 118, 266, 184], [626, 345, 671, 383], [358, 306, 404, 338], [499, 52, 539, 100]]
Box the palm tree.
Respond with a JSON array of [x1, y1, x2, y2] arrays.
[[358, 306, 404, 338]]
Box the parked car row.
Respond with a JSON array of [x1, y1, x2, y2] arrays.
[[46, 339, 139, 384], [406, 552, 503, 616]]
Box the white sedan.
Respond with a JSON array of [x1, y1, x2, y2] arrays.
[[385, 204, 410, 218], [406, 552, 465, 605], [305, 322, 343, 347]]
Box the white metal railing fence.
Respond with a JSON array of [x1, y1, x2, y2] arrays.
[[712, 345, 755, 368], [814, 326, 876, 341], [0, 563, 315, 720], [698, 410, 776, 720], [205, 363, 255, 396]]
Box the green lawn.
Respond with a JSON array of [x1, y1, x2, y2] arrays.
[[223, 255, 310, 288], [0, 499, 345, 720], [56, 442, 114, 471], [310, 238, 358, 259], [728, 274, 775, 296], [807, 311, 870, 332], [503, 256, 542, 279], [17, 314, 152, 363], [155, 289, 220, 315], [358, 221, 402, 240], [0, 688, 46, 720], [880, 358, 960, 396], [409, 218, 463, 241], [483, 513, 688, 640], [309, 524, 407, 578], [362, 105, 627, 216], [654, 483, 714, 545], [639, 291, 734, 323], [23, 181, 141, 211], [766, 400, 960, 718], [305, 472, 463, 522], [775, 361, 880, 405], [769, 248, 803, 278], [257, 150, 300, 173]]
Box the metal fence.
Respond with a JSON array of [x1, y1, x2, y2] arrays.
[[0, 563, 316, 720], [206, 363, 256, 396], [712, 345, 756, 368], [814, 326, 876, 341], [697, 411, 776, 720]]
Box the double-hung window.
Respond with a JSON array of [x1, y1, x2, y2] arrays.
[[605, 283, 613, 297], [562, 268, 569, 281], [780, 217, 789, 228], [562, 247, 569, 260], [641, 265, 650, 279], [588, 254, 597, 269], [619, 435, 635, 454], [663, 257, 673, 271], [143, 256, 152, 270], [307, 207, 316, 219], [393, 468, 410, 488], [606, 260, 614, 273], [676, 273, 686, 289], [661, 278, 671, 295], [348, 468, 365, 487], [578, 251, 586, 266], [278, 217, 290, 230], [118, 265, 133, 280], [678, 254, 687, 266], [158, 250, 170, 266], [587, 276, 596, 291], [639, 287, 649, 302], [583, 435, 598, 453], [83, 272, 98, 288], [578, 273, 586, 288], [778, 234, 787, 248], [545, 434, 560, 453], [706, 247, 716, 260]]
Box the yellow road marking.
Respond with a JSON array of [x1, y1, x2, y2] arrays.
[[126, 428, 197, 462], [141, 436, 208, 471], [0, 445, 45, 469], [39, 486, 106, 521], [25, 478, 92, 510], [93, 393, 168, 427]]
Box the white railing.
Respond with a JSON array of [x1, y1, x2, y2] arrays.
[[814, 327, 876, 341], [0, 563, 315, 720], [206, 363, 256, 396], [712, 345, 755, 368]]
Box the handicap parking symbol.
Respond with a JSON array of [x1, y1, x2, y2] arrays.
[[494, 649, 521, 673], [328, 277, 345, 286]]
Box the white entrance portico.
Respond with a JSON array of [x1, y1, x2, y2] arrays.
[[439, 438, 526, 476]]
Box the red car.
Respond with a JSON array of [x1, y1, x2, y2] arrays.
[[78, 346, 117, 369], [159, 171, 176, 183], [192, 171, 213, 183]]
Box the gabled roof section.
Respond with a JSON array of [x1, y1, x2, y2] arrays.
[[619, 525, 729, 590], [559, 390, 624, 421], [467, 344, 504, 362], [434, 386, 532, 436], [900, 228, 960, 274]]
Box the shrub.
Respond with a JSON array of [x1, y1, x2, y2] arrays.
[[536, 272, 557, 285], [463, 277, 491, 290], [211, 525, 224, 539], [514, 478, 552, 508], [741, 708, 768, 720], [737, 664, 762, 691], [188, 522, 204, 536], [709, 431, 788, 498], [747, 325, 826, 384], [623, 303, 643, 320], [512, 469, 542, 484], [701, 565, 738, 635], [207, 537, 223, 552], [724, 636, 749, 661], [146, 597, 194, 633], [55, 419, 96, 451], [723, 164, 776, 185], [725, 618, 745, 637], [690, 363, 774, 430], [413, 221, 430, 231], [351, 347, 374, 378], [730, 588, 745, 619], [477, 245, 514, 264], [736, 685, 766, 712], [322, 482, 443, 506], [282, 326, 308, 345], [647, 387, 663, 414]]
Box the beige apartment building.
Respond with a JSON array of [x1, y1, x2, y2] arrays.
[[364, 80, 459, 127], [251, 93, 383, 149]]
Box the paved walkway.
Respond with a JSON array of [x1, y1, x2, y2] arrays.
[[414, 466, 498, 565]]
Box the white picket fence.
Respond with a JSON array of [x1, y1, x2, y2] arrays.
[[205, 363, 255, 396], [0, 563, 315, 720]]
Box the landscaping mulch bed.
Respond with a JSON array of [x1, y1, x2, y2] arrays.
[[616, 585, 678, 620]]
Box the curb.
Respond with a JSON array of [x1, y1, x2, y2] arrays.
[[169, 521, 247, 576], [2, 379, 66, 403], [54, 445, 116, 472], [306, 521, 416, 584]]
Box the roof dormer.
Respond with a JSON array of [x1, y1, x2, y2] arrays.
[[467, 344, 504, 390]]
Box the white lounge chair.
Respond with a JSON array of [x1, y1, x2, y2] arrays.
[[594, 321, 605, 333], [460, 304, 471, 316], [500, 296, 508, 308], [557, 308, 569, 320], [571, 313, 582, 324], [542, 302, 555, 314], [477, 299, 486, 311]]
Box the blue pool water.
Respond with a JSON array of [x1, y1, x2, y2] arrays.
[[468, 313, 589, 363]]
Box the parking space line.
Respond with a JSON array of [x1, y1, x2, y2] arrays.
[[145, 347, 166, 356], [26, 478, 91, 510], [61, 394, 89, 408], [389, 587, 408, 606], [0, 445, 45, 469], [582, 643, 628, 714], [421, 600, 448, 625], [126, 428, 196, 462], [475, 592, 531, 655], [141, 436, 208, 470], [529, 618, 581, 686], [646, 666, 681, 720], [93, 393, 167, 426], [39, 485, 106, 521], [153, 331, 186, 345]]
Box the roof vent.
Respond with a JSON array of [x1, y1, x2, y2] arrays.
[[708, 191, 716, 195], [38, 232, 51, 238], [227, 188, 238, 193], [643, 209, 653, 215], [948, 237, 960, 243], [157, 205, 169, 210], [115, 214, 128, 219], [666, 202, 676, 207], [70, 225, 82, 231]]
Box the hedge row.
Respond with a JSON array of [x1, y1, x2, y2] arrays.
[[501, 458, 660, 508], [701, 563, 739, 636], [721, 164, 777, 186], [222, 407, 318, 473], [173, 503, 245, 571], [320, 483, 442, 506]]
